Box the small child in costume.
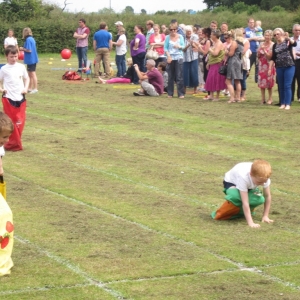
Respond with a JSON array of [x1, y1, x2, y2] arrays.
[[157, 61, 168, 93], [97, 58, 134, 84], [0, 112, 14, 276], [211, 159, 273, 228]]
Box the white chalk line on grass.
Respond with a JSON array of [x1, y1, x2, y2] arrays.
[[25, 121, 300, 182], [27, 108, 299, 158], [22, 147, 215, 208], [30, 106, 297, 157], [5, 235, 127, 299], [0, 283, 93, 296], [6, 173, 300, 292]]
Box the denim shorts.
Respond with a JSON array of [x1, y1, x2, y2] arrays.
[[27, 64, 36, 72]]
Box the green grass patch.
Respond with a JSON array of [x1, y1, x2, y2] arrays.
[[0, 53, 300, 298]]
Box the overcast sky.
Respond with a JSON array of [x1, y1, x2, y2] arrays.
[[50, 0, 207, 14]]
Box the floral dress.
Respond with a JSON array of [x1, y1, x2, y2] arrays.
[[257, 44, 275, 88]]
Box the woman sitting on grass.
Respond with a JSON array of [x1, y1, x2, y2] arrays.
[[97, 58, 134, 84]]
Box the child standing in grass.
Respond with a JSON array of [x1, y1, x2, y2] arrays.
[[0, 45, 29, 151], [211, 159, 274, 228], [0, 111, 14, 276]]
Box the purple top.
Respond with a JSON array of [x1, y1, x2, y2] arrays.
[[130, 33, 146, 56]]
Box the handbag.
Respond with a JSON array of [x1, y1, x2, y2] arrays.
[[218, 62, 227, 76], [146, 47, 159, 60]]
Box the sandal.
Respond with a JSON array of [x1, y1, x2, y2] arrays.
[[203, 95, 213, 100], [227, 100, 235, 103], [212, 98, 219, 102], [267, 100, 273, 105]]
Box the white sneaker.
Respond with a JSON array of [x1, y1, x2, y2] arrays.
[[29, 89, 38, 94]]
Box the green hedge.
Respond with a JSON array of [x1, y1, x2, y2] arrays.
[[0, 9, 298, 54]]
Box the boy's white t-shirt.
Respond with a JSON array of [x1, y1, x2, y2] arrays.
[[116, 34, 127, 55], [0, 146, 4, 156], [0, 62, 28, 101], [4, 37, 18, 47], [224, 162, 271, 192]]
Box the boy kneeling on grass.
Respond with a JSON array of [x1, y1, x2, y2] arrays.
[[211, 159, 273, 228]]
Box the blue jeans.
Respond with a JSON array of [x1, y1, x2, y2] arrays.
[[116, 54, 126, 77], [167, 58, 184, 97], [276, 66, 295, 106], [240, 69, 248, 90], [76, 46, 88, 70]]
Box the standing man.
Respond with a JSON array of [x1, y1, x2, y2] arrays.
[[73, 18, 90, 73], [133, 59, 164, 97], [210, 20, 218, 31], [93, 22, 112, 77], [291, 24, 300, 102], [245, 18, 263, 83], [170, 19, 185, 38], [220, 22, 228, 43]]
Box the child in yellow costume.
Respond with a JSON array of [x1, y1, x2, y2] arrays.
[[211, 159, 274, 228], [0, 112, 14, 275]]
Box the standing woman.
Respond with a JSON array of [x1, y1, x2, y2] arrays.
[[235, 28, 250, 101], [112, 27, 127, 77], [182, 26, 199, 95], [4, 29, 18, 49], [197, 28, 205, 92], [204, 30, 226, 101], [269, 28, 296, 110], [149, 24, 166, 66], [197, 28, 212, 99], [19, 28, 38, 94], [224, 31, 243, 103], [164, 23, 185, 98], [130, 25, 146, 84], [257, 30, 275, 104]]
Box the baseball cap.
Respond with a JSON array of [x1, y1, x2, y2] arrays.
[[114, 21, 123, 26]]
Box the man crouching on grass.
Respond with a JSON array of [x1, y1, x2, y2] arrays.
[[211, 159, 274, 228], [133, 59, 164, 96]]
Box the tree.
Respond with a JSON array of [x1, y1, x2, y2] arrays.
[[124, 6, 134, 13], [141, 9, 147, 14], [98, 7, 115, 14], [0, 0, 49, 22]]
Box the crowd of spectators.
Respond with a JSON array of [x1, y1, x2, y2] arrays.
[[74, 18, 300, 108]]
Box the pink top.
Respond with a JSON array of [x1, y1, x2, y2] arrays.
[[149, 33, 166, 55], [76, 26, 90, 47]]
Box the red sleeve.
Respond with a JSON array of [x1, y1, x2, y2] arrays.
[[161, 34, 166, 42], [149, 34, 154, 43], [84, 27, 90, 35]]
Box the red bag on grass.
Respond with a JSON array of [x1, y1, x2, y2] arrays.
[[2, 97, 26, 151], [62, 71, 81, 80]]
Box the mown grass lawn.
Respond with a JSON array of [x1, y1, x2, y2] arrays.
[[0, 52, 300, 299]]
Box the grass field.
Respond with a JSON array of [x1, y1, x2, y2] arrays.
[[1, 52, 300, 299]]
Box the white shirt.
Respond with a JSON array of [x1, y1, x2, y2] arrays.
[[291, 36, 300, 60], [116, 34, 127, 55], [4, 37, 18, 47], [0, 63, 28, 101], [0, 146, 5, 156], [224, 162, 271, 192]]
